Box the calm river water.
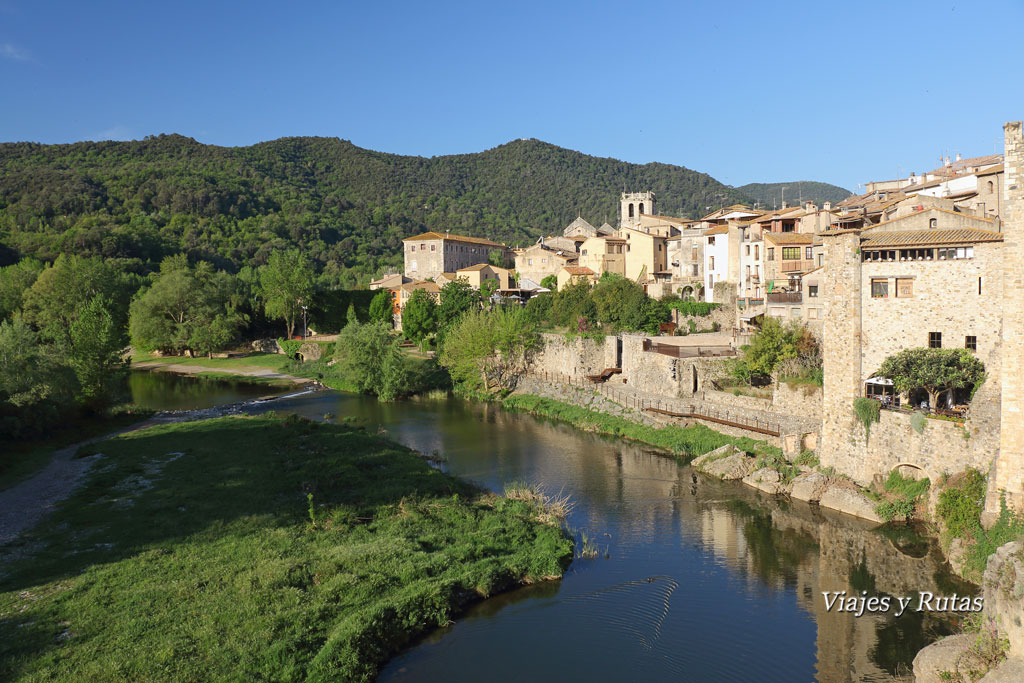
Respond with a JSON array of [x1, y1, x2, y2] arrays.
[[134, 372, 976, 682]]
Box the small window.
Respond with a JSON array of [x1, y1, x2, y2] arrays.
[[430, 245, 436, 252], [767, 248, 775, 260], [806, 247, 813, 259], [746, 245, 750, 255], [755, 245, 760, 259], [896, 278, 913, 298], [929, 218, 938, 229], [808, 308, 819, 319], [978, 277, 982, 295], [929, 332, 942, 348], [528, 259, 533, 265], [871, 279, 888, 298], [966, 335, 977, 351], [808, 285, 818, 297], [988, 181, 994, 193], [692, 264, 698, 276], [710, 256, 715, 270], [708, 236, 716, 246]]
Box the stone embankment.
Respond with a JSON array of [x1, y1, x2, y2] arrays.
[[913, 540, 1024, 682], [690, 445, 883, 523]]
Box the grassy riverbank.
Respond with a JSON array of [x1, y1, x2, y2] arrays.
[[0, 414, 572, 681], [502, 394, 782, 459]]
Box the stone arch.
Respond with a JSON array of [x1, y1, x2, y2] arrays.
[[681, 285, 694, 300], [628, 203, 635, 218], [691, 365, 698, 394], [639, 202, 645, 215], [892, 462, 927, 479]]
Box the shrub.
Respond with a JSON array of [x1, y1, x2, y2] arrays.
[[910, 411, 926, 434], [875, 470, 930, 522], [937, 468, 986, 541], [853, 397, 880, 438]]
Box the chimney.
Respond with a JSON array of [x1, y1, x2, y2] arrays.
[[944, 156, 951, 167], [781, 200, 788, 209], [823, 201, 832, 211], [977, 202, 986, 217], [956, 152, 962, 162]]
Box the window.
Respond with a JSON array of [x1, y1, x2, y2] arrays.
[[581, 249, 587, 256], [929, 218, 938, 228], [782, 247, 801, 260], [541, 258, 547, 263], [806, 247, 813, 259], [929, 332, 942, 348], [817, 254, 823, 267], [746, 245, 750, 255], [808, 285, 818, 298], [628, 203, 635, 218], [657, 244, 662, 252], [988, 181, 995, 193], [871, 279, 888, 298], [411, 259, 418, 271], [755, 245, 759, 260], [691, 264, 699, 276], [978, 277, 982, 295], [708, 274, 714, 287], [896, 278, 913, 298], [528, 259, 533, 265], [708, 236, 716, 246], [809, 308, 819, 319], [767, 248, 775, 260], [691, 245, 698, 260], [791, 307, 802, 318], [966, 335, 977, 351], [430, 245, 436, 252], [709, 256, 715, 270]]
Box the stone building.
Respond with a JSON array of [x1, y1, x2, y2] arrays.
[[450, 263, 515, 291], [556, 265, 598, 290], [764, 232, 816, 291], [817, 121, 1024, 516], [514, 242, 576, 284], [402, 231, 511, 281], [620, 191, 656, 231], [578, 236, 626, 277], [622, 227, 669, 283]]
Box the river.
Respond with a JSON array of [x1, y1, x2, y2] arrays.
[[133, 372, 976, 682]]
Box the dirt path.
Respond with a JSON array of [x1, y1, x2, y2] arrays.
[[132, 361, 312, 384], [0, 417, 182, 551]]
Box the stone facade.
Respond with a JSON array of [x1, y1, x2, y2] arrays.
[[620, 191, 655, 230], [403, 232, 510, 281], [995, 121, 1024, 513], [514, 243, 575, 285], [578, 236, 625, 276]]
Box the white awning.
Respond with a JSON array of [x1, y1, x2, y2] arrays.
[[865, 377, 893, 386]]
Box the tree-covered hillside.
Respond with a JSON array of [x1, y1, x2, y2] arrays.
[[735, 181, 852, 210], [0, 135, 755, 286]]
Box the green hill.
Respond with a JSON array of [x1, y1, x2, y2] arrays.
[[735, 181, 852, 210], [0, 135, 756, 286]]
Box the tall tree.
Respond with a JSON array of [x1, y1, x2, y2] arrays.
[[68, 295, 129, 409], [0, 257, 45, 321], [402, 289, 437, 345], [259, 249, 314, 338], [368, 290, 394, 326]]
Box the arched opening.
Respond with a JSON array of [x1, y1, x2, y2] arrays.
[[628, 203, 635, 218], [892, 463, 925, 479], [691, 365, 698, 394], [293, 353, 304, 362], [988, 181, 994, 193], [639, 203, 645, 215], [681, 285, 694, 300], [928, 218, 938, 229]]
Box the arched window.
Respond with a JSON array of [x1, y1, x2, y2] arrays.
[[988, 181, 994, 193], [929, 218, 938, 229], [639, 203, 645, 214], [628, 203, 635, 218]]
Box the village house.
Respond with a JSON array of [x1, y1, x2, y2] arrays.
[[578, 235, 626, 277], [369, 273, 410, 291], [450, 263, 515, 291], [403, 231, 512, 281], [556, 265, 598, 290], [514, 240, 576, 284]]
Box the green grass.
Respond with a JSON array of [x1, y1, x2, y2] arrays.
[[501, 394, 781, 459], [0, 409, 154, 493], [132, 351, 295, 373], [875, 470, 930, 522], [0, 414, 571, 682]]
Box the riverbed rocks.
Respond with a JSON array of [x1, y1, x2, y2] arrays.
[[982, 541, 1024, 656], [818, 487, 884, 524], [691, 445, 756, 480], [742, 467, 785, 495], [790, 471, 830, 502], [912, 634, 987, 683]]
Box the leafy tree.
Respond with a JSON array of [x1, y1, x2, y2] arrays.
[[68, 295, 129, 409], [402, 289, 437, 344], [436, 278, 479, 339], [129, 257, 243, 355], [333, 322, 410, 400], [21, 254, 129, 352], [0, 257, 45, 321], [0, 315, 65, 408], [259, 249, 314, 338], [540, 274, 557, 291], [550, 281, 596, 327], [368, 290, 393, 325], [875, 347, 985, 408], [346, 303, 359, 327], [736, 318, 798, 380], [480, 278, 499, 300], [439, 308, 540, 396], [488, 249, 505, 267]]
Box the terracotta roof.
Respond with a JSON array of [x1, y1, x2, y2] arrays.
[[704, 225, 729, 236], [457, 263, 512, 273], [401, 281, 441, 293], [563, 266, 596, 276], [861, 228, 1003, 248], [403, 231, 505, 247], [639, 213, 699, 225], [564, 216, 597, 234], [764, 232, 814, 245], [926, 154, 1002, 177], [978, 163, 1003, 176]]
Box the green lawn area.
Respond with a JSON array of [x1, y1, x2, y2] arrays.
[[131, 351, 295, 373], [0, 415, 571, 682]]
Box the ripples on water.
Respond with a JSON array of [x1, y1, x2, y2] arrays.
[[141, 375, 973, 682]]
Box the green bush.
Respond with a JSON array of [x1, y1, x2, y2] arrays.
[[853, 397, 880, 438], [874, 470, 930, 522], [937, 468, 986, 541], [664, 300, 720, 317], [278, 338, 303, 357]]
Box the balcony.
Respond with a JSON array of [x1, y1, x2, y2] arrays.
[[780, 259, 815, 273], [767, 291, 802, 304]]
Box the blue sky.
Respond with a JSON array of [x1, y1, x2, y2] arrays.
[[1, 0, 1022, 192]]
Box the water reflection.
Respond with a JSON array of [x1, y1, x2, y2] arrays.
[[241, 391, 972, 682], [127, 370, 293, 411]]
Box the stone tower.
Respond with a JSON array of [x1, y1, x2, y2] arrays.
[[620, 191, 655, 230], [818, 230, 864, 473], [992, 120, 1024, 514]]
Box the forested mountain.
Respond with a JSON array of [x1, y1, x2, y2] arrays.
[[0, 135, 756, 285], [735, 181, 852, 210]]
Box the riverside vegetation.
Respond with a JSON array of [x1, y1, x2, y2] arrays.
[[0, 414, 572, 682]]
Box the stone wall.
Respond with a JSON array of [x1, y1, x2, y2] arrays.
[[822, 408, 995, 486], [772, 382, 823, 421], [530, 333, 609, 380], [995, 120, 1024, 513]]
